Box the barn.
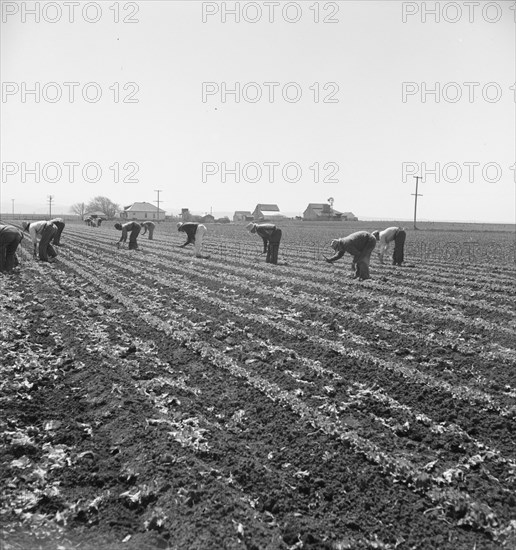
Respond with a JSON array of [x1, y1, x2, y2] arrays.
[[252, 204, 286, 221]]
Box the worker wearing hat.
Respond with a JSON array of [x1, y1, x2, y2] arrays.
[[246, 222, 282, 265], [325, 231, 376, 280], [177, 222, 207, 257], [0, 223, 24, 272], [22, 220, 58, 262]]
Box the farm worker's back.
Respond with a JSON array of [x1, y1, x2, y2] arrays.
[[115, 221, 141, 250], [0, 223, 24, 273], [49, 218, 65, 246], [22, 221, 58, 262], [372, 226, 406, 266], [177, 222, 207, 258], [325, 231, 376, 280], [246, 223, 282, 265], [141, 221, 155, 240]]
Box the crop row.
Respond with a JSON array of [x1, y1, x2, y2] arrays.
[[70, 226, 516, 319], [48, 243, 516, 541], [6, 253, 284, 547], [67, 237, 516, 412], [65, 229, 516, 355]]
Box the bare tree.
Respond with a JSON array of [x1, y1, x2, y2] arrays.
[[70, 202, 87, 219], [86, 196, 120, 219]]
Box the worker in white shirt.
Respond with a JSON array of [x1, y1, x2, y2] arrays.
[[325, 231, 376, 280], [177, 222, 207, 257], [0, 223, 24, 272], [141, 221, 155, 240], [49, 218, 65, 246], [22, 221, 58, 262], [371, 227, 406, 266]]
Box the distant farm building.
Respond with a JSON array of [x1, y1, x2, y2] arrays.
[[303, 203, 358, 221], [181, 208, 203, 222], [202, 214, 215, 223], [233, 210, 253, 222], [252, 204, 286, 221], [303, 203, 341, 221], [120, 202, 166, 221]]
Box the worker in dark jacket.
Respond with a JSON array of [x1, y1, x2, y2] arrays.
[[0, 223, 24, 272], [246, 223, 282, 265], [141, 221, 155, 240], [114, 221, 141, 250], [177, 222, 207, 257], [49, 217, 65, 246], [22, 221, 58, 262], [325, 231, 376, 280], [371, 226, 406, 266]]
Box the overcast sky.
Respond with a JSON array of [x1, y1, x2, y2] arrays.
[[1, 0, 514, 222]]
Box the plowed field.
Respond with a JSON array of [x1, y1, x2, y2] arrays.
[[1, 222, 515, 550]]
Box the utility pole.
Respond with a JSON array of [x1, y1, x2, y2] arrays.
[[154, 190, 163, 221], [48, 195, 54, 219], [411, 176, 423, 230], [11, 199, 15, 219]]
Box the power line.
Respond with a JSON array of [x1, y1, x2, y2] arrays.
[[411, 176, 423, 230], [154, 190, 163, 221], [48, 195, 54, 219]]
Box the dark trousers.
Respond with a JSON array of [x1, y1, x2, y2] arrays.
[[0, 227, 23, 272], [39, 224, 57, 261], [147, 226, 154, 240], [52, 221, 65, 245], [129, 226, 141, 250], [393, 230, 406, 266], [266, 228, 282, 265], [353, 235, 376, 280]]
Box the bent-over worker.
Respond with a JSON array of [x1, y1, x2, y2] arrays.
[[114, 221, 141, 250], [372, 226, 406, 266], [49, 217, 65, 246], [22, 221, 58, 262], [177, 222, 207, 257], [325, 231, 376, 280], [0, 223, 24, 272], [246, 223, 282, 265], [141, 221, 155, 240]]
